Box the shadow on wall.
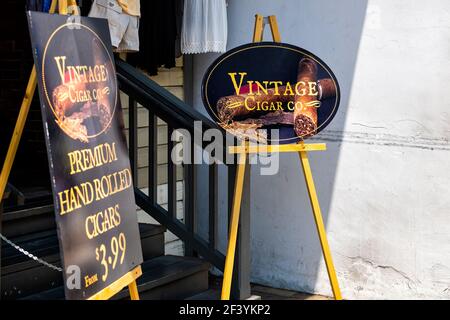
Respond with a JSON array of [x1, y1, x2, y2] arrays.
[[190, 0, 369, 297], [235, 0, 369, 296], [193, 0, 367, 295]]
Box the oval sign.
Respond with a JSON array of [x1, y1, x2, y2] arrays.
[[202, 42, 340, 144]]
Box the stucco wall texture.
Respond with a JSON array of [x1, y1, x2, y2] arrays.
[[191, 0, 450, 299]]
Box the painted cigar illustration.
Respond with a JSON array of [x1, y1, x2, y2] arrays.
[[49, 37, 116, 142], [294, 58, 320, 138], [215, 59, 336, 139], [202, 42, 340, 143]]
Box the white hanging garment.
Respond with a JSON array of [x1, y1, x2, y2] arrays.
[[181, 0, 227, 54]]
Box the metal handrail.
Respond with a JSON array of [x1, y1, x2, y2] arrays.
[[116, 59, 250, 298]]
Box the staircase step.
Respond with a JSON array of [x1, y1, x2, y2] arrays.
[[22, 255, 210, 300], [1, 223, 165, 299], [186, 289, 220, 300], [129, 255, 210, 300], [2, 229, 59, 267], [3, 187, 52, 210], [2, 204, 55, 238]]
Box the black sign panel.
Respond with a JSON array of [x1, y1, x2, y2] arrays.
[[27, 12, 142, 299], [202, 42, 340, 144]]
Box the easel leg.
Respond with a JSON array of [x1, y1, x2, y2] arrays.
[[58, 0, 68, 14], [221, 142, 248, 300], [252, 14, 264, 42], [299, 150, 342, 300], [0, 66, 37, 201], [128, 280, 140, 300], [0, 0, 60, 202], [268, 15, 281, 42]]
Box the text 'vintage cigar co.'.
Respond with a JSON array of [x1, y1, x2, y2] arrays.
[[27, 12, 143, 299], [202, 42, 340, 143]]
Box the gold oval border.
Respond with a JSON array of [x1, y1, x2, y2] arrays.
[[204, 44, 340, 142], [41, 22, 118, 141]]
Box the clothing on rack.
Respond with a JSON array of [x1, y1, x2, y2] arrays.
[[181, 0, 227, 54], [88, 0, 140, 52], [42, 0, 52, 12], [127, 0, 177, 75], [174, 0, 184, 58]]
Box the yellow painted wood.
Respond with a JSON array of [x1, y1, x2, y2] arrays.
[[68, 0, 80, 15], [226, 140, 342, 300], [229, 143, 326, 154], [224, 14, 342, 301], [298, 150, 342, 300], [253, 14, 264, 42], [128, 280, 140, 300], [268, 15, 281, 42], [0, 0, 60, 203], [221, 140, 248, 300], [0, 1, 143, 301], [119, 52, 127, 60], [0, 66, 37, 206], [88, 266, 142, 300], [49, 0, 58, 13], [58, 0, 68, 14], [223, 140, 342, 300]]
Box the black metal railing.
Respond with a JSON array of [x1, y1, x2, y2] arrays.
[[116, 59, 250, 299]]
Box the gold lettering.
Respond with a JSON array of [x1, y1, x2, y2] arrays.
[[308, 81, 318, 96], [295, 81, 307, 96], [284, 82, 294, 96], [54, 56, 67, 85], [58, 189, 70, 215], [244, 95, 255, 110], [255, 81, 269, 95], [67, 142, 118, 175], [228, 72, 247, 95], [85, 205, 122, 240], [269, 81, 283, 95]]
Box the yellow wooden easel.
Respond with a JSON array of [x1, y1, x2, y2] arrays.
[[220, 14, 342, 300], [0, 0, 141, 301]]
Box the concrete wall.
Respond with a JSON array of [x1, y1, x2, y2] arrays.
[[191, 0, 450, 299]]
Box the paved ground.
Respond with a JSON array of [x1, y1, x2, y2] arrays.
[[251, 284, 331, 300], [208, 276, 331, 300]]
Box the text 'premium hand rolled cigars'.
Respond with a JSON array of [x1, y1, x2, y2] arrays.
[[202, 42, 340, 143], [28, 12, 143, 300]]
